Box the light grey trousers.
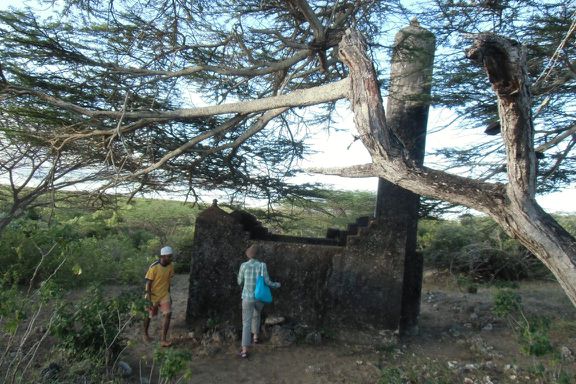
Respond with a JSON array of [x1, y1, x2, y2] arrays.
[[241, 299, 264, 347]]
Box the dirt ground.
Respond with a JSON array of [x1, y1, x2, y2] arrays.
[[125, 273, 576, 384]]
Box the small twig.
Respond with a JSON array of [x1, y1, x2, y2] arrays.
[[20, 314, 56, 378], [28, 242, 58, 295]]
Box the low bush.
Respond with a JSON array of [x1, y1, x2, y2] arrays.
[[493, 289, 554, 356], [420, 217, 549, 282], [0, 216, 152, 289], [50, 287, 144, 362], [153, 347, 193, 382]]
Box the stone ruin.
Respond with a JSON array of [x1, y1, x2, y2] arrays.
[[185, 199, 421, 341]]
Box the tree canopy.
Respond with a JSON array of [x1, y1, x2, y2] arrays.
[[0, 1, 393, 206], [0, 0, 573, 205], [418, 0, 575, 194]]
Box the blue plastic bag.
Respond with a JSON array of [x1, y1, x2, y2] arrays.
[[254, 264, 272, 303]]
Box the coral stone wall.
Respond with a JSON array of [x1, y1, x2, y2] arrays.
[[186, 205, 408, 334]]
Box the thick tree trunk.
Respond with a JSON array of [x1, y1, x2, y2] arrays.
[[337, 29, 576, 308], [493, 202, 576, 306], [467, 34, 576, 305]]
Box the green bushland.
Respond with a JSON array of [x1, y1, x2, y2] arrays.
[[0, 190, 575, 382], [153, 347, 193, 382], [2, 190, 574, 289], [50, 287, 145, 361], [418, 215, 559, 283], [0, 198, 200, 289]]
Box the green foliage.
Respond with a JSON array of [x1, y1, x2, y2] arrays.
[[61, 234, 145, 285], [555, 371, 576, 384], [493, 289, 554, 356], [0, 276, 67, 383], [378, 367, 404, 384], [0, 203, 165, 289], [0, 219, 70, 286], [493, 289, 523, 317], [527, 361, 575, 383], [268, 190, 376, 237], [419, 216, 549, 281], [519, 316, 553, 356], [153, 347, 192, 382], [50, 287, 143, 360], [0, 281, 26, 334]]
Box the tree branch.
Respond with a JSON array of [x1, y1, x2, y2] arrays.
[[109, 50, 312, 78], [466, 33, 537, 200], [332, 28, 507, 214], [288, 0, 325, 42], [6, 78, 349, 120]]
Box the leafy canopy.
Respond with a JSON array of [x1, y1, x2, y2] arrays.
[[0, 0, 574, 206]]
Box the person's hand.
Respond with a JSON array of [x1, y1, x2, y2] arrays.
[[276, 282, 281, 288], [144, 292, 151, 302]]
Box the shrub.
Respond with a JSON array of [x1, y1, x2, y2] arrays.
[[493, 289, 554, 356], [493, 289, 522, 317], [420, 217, 547, 282], [50, 287, 144, 362], [378, 367, 404, 384], [0, 276, 64, 382], [153, 347, 192, 382], [0, 217, 151, 289], [60, 234, 147, 286], [0, 281, 26, 334], [519, 316, 553, 356], [0, 219, 78, 286]]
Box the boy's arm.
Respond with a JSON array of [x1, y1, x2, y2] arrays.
[[145, 279, 153, 301]]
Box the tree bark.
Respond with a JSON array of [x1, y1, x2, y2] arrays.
[[336, 29, 576, 307], [467, 34, 576, 308], [8, 78, 349, 121]]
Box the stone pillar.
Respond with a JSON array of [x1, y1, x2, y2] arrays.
[[374, 19, 435, 335], [185, 200, 248, 328]]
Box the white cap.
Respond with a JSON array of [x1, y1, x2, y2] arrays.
[[160, 246, 173, 256]]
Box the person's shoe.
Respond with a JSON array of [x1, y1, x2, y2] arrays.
[[239, 351, 248, 359], [160, 340, 172, 347]]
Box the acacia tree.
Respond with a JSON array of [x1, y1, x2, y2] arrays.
[[330, 29, 576, 306], [0, 120, 122, 231], [0, 1, 575, 304], [1, 0, 396, 207]]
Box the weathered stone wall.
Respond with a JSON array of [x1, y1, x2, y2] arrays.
[[185, 204, 249, 329], [256, 242, 341, 327], [186, 204, 406, 334], [328, 222, 405, 330]]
